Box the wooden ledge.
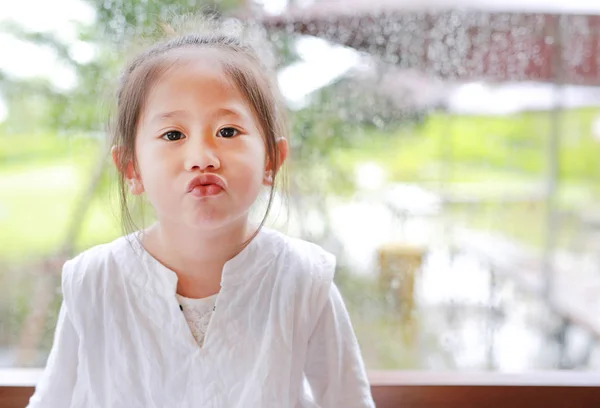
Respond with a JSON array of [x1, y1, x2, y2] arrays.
[[2, 369, 600, 408]]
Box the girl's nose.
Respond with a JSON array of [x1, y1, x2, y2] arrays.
[[184, 136, 221, 172]]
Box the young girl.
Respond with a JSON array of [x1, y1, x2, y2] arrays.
[[28, 20, 375, 408]]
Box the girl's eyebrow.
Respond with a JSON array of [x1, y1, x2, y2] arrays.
[[151, 110, 189, 123], [149, 105, 249, 124], [213, 106, 247, 120]]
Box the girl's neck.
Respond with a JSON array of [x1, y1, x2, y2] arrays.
[[142, 220, 252, 298]]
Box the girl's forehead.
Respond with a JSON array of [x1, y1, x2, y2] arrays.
[[139, 49, 255, 123], [149, 50, 238, 99]]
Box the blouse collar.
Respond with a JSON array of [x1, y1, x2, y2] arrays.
[[130, 227, 283, 295]]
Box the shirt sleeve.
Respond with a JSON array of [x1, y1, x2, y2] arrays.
[[27, 301, 79, 408], [304, 283, 375, 408]]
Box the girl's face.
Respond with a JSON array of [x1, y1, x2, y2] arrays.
[[130, 49, 272, 232]]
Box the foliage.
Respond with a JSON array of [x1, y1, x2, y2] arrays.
[[0, 0, 244, 135], [333, 107, 600, 187]]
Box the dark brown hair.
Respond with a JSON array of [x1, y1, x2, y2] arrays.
[[111, 19, 288, 239]]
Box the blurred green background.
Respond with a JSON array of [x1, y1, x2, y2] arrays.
[[2, 0, 600, 371]]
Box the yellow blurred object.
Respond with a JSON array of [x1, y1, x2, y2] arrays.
[[377, 243, 426, 345]]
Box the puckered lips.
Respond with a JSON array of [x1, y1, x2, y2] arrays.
[[186, 173, 226, 198]]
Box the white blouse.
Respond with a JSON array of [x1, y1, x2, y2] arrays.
[[27, 227, 375, 408]]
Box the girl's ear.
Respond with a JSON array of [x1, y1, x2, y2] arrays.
[[276, 137, 289, 171], [263, 137, 288, 186], [111, 145, 145, 195]]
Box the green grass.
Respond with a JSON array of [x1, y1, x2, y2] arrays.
[[330, 108, 600, 249], [0, 132, 100, 167], [334, 107, 600, 186], [0, 134, 120, 261], [0, 163, 81, 260]]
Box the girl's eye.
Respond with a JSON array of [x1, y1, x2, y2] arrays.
[[161, 130, 185, 141], [218, 127, 239, 138]]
